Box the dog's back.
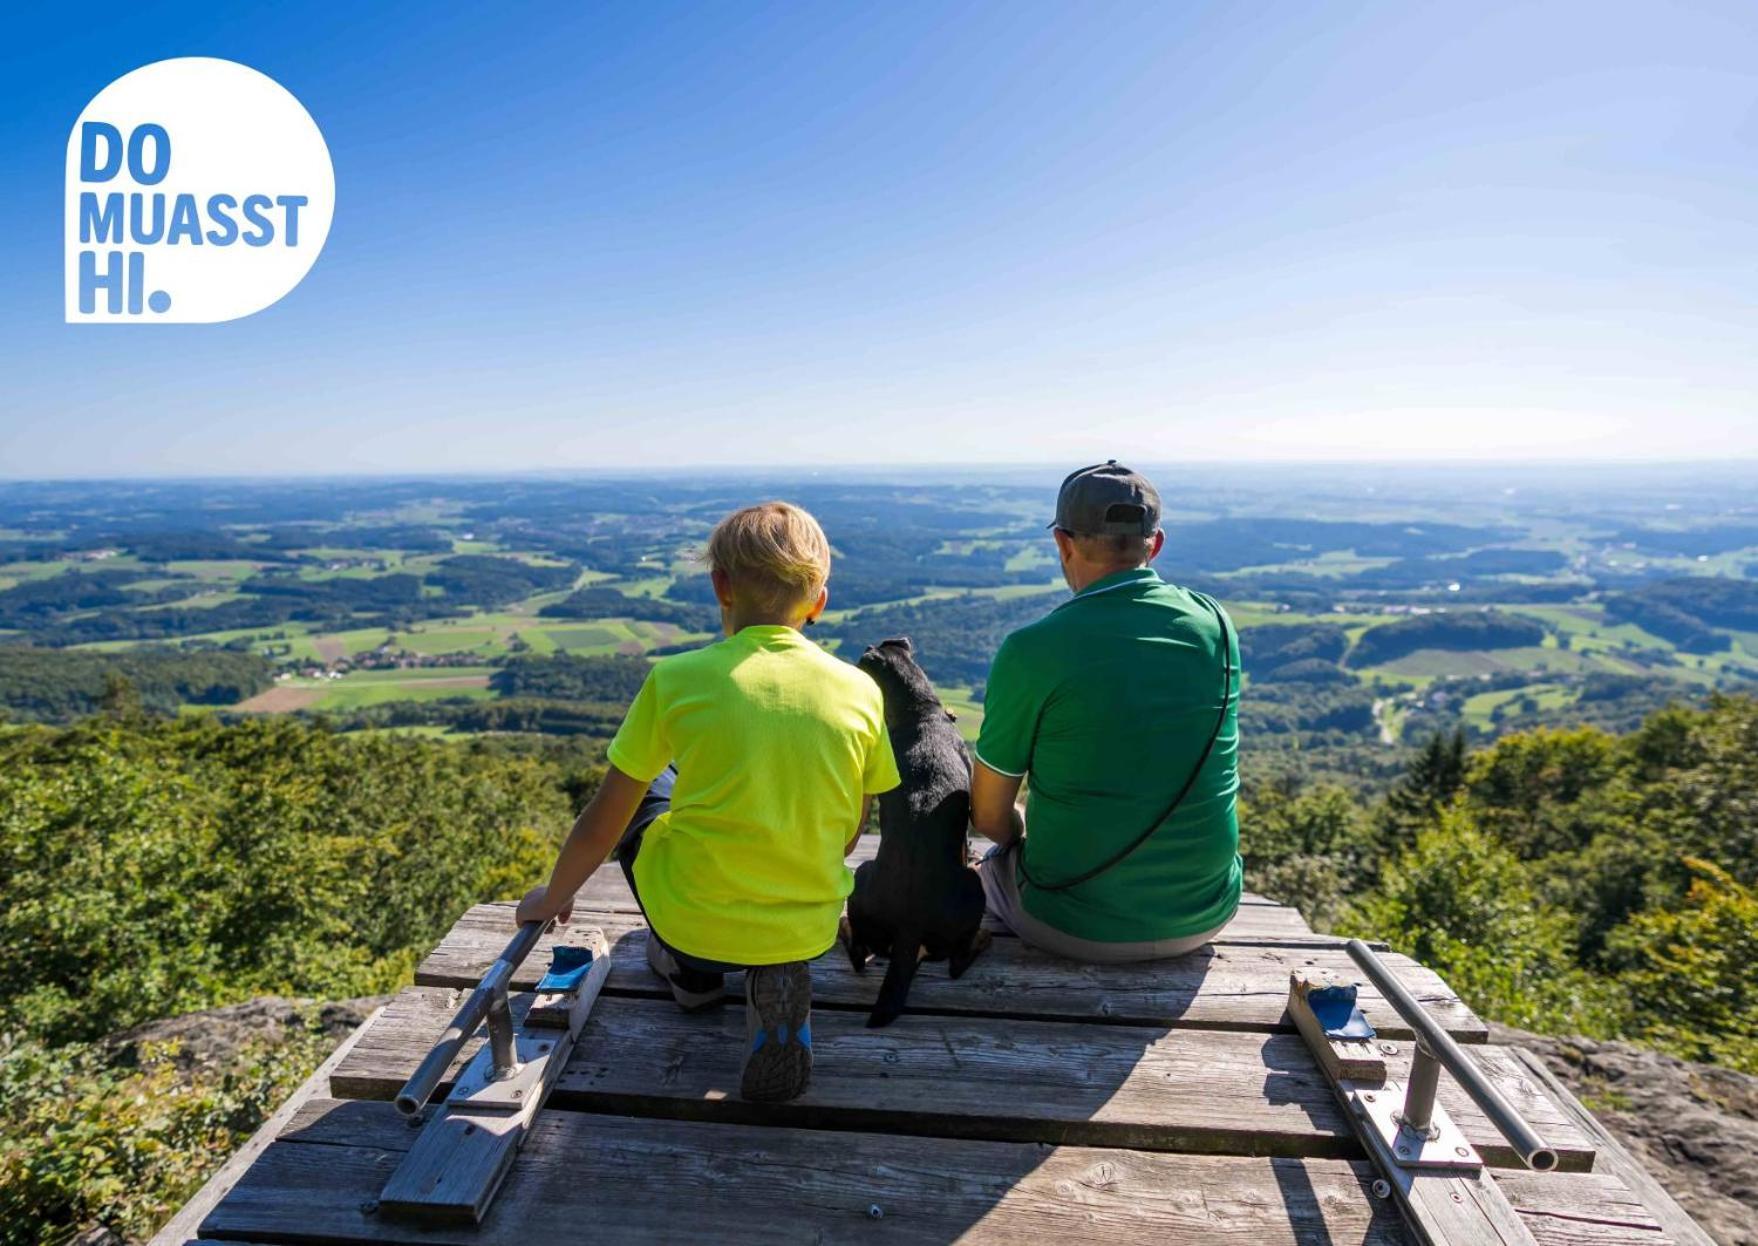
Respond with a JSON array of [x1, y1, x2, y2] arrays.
[[846, 638, 989, 1027]]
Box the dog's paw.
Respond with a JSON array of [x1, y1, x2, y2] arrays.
[[948, 928, 992, 980], [839, 914, 871, 974]]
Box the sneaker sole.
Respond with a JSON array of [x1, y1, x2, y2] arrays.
[[742, 962, 812, 1103]]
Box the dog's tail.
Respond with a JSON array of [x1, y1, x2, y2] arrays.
[[867, 938, 923, 1029]]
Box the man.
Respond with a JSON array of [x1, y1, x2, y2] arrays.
[[969, 461, 1241, 962]]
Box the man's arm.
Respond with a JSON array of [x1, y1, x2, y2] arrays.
[[970, 760, 1025, 847], [515, 765, 650, 926]]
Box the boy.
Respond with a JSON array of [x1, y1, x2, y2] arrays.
[[515, 501, 899, 1102]]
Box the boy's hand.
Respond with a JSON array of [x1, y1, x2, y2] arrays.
[[515, 884, 573, 928]]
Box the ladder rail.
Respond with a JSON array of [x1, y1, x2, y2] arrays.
[[1345, 938, 1557, 1172], [394, 919, 547, 1117]]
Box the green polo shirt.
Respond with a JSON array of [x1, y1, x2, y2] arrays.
[[975, 568, 1241, 943]]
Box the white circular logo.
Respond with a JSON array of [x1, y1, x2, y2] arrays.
[[64, 57, 335, 324]]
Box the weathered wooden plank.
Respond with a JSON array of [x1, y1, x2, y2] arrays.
[[210, 1099, 1665, 1246], [417, 905, 1487, 1040], [332, 989, 1592, 1169], [205, 1098, 1408, 1245], [1496, 1171, 1672, 1246]]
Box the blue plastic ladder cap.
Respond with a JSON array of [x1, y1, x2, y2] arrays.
[[536, 945, 594, 993], [1308, 982, 1377, 1040]]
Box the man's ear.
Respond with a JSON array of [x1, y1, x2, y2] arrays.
[[1052, 528, 1075, 564], [1147, 529, 1166, 563]]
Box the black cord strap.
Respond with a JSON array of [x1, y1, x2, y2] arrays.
[[1016, 592, 1232, 895]]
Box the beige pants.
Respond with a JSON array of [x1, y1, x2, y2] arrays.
[[977, 840, 1232, 964]]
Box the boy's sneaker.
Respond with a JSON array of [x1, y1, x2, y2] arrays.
[[645, 935, 725, 1012], [741, 961, 812, 1102]]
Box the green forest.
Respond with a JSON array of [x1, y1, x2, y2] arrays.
[[4, 696, 1756, 1242], [1243, 695, 1758, 1070]]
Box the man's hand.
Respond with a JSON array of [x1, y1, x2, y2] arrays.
[[515, 883, 573, 928]]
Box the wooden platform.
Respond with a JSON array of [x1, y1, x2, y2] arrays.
[[183, 839, 1709, 1245]]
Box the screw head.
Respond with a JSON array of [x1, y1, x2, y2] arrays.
[[1456, 1145, 1470, 1157], [359, 1199, 379, 1215], [1396, 1143, 1411, 1156], [868, 1204, 884, 1220], [1363, 1092, 1376, 1103], [1371, 1179, 1391, 1199], [1379, 1042, 1398, 1056]]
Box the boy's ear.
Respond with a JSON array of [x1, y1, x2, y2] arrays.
[[808, 583, 829, 622], [710, 568, 736, 609]]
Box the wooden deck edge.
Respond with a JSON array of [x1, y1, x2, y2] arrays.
[[148, 1007, 385, 1246], [1507, 1047, 1716, 1246]]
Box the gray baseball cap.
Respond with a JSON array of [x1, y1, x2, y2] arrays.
[[1050, 460, 1161, 536]]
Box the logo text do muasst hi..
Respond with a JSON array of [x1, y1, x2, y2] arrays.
[[74, 123, 310, 316], [65, 58, 333, 325]]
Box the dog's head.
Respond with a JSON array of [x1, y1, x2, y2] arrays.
[[857, 636, 954, 726]]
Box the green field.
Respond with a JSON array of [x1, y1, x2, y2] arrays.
[[8, 474, 1755, 751], [271, 666, 497, 711], [1460, 683, 1576, 729], [1366, 644, 1613, 682], [938, 683, 986, 743]]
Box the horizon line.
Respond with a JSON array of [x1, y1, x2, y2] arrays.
[[3, 457, 1758, 485]]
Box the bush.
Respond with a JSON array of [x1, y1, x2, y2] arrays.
[[1238, 783, 1369, 928], [1339, 812, 1612, 1034], [1605, 860, 1758, 1073], [0, 1028, 330, 1245]]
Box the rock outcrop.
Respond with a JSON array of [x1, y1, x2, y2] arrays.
[[1496, 1024, 1758, 1246], [104, 995, 385, 1072]]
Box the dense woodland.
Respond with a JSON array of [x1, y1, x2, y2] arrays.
[[489, 652, 654, 703], [1243, 695, 1758, 1073], [1345, 609, 1546, 665], [0, 649, 274, 723]]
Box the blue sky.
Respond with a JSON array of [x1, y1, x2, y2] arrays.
[[2, 1, 1756, 476]]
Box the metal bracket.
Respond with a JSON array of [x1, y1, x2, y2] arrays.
[[1346, 1078, 1483, 1170], [445, 1027, 562, 1114]]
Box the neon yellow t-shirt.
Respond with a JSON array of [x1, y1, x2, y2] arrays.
[[607, 624, 901, 965]]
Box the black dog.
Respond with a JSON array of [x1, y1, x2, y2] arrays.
[[844, 637, 990, 1028]]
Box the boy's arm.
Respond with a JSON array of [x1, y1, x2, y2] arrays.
[[515, 766, 650, 926]]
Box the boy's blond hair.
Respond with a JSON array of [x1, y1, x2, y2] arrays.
[[705, 501, 832, 617]]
